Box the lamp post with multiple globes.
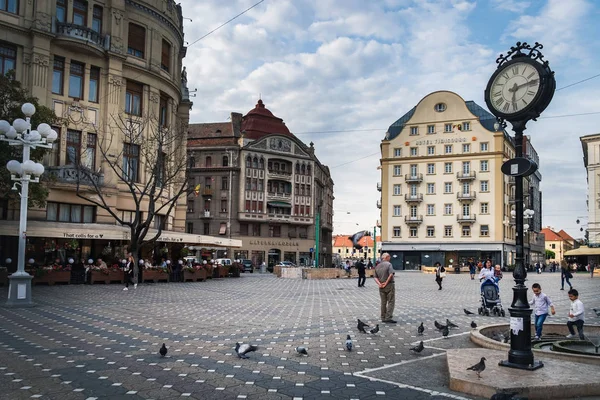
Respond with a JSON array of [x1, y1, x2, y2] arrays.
[[0, 103, 57, 307]]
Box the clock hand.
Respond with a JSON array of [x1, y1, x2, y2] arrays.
[[514, 79, 538, 91]]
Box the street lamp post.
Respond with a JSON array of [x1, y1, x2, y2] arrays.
[[0, 103, 57, 307]]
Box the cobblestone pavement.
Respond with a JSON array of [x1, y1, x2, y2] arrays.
[[1, 272, 599, 400]]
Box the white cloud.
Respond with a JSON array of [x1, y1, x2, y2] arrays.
[[491, 0, 531, 13]]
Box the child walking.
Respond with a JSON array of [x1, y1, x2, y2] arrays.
[[566, 289, 585, 339], [529, 283, 555, 340]]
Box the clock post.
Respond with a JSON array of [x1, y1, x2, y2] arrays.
[[484, 42, 555, 371]]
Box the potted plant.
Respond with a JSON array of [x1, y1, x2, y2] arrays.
[[31, 259, 72, 285], [143, 263, 169, 283]]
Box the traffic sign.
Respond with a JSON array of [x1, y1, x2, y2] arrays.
[[309, 248, 314, 253], [501, 157, 538, 177]]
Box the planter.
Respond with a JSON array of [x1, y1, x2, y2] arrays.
[[33, 271, 71, 285], [143, 270, 169, 283], [0, 270, 7, 286], [274, 265, 282, 277], [217, 265, 228, 278], [90, 270, 124, 284], [302, 268, 340, 280], [183, 269, 207, 282]]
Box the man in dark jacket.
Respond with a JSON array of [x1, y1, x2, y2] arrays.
[[356, 258, 366, 287]]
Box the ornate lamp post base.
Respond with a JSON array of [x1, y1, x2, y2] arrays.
[[5, 274, 35, 307]]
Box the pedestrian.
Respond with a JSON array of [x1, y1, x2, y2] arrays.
[[374, 253, 396, 323], [478, 259, 494, 283], [367, 260, 373, 270], [493, 264, 503, 282], [566, 289, 585, 340], [356, 258, 366, 287], [591, 263, 595, 278], [344, 260, 351, 277], [529, 283, 555, 340], [434, 262, 445, 290], [560, 262, 573, 290], [468, 258, 476, 280], [123, 255, 136, 290]]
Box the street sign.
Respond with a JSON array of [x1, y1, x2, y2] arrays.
[[501, 157, 538, 177], [309, 248, 314, 253]]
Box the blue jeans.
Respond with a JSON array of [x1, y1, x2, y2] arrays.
[[561, 276, 572, 289], [534, 313, 547, 338]]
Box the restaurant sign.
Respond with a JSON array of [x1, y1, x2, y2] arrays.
[[248, 240, 300, 247]]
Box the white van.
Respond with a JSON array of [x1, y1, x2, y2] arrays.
[[215, 258, 232, 266]]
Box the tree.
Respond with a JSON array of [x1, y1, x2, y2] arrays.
[[0, 72, 59, 207], [74, 112, 189, 263], [545, 249, 555, 260]]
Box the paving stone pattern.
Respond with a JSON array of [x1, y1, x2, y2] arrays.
[[0, 272, 599, 400]]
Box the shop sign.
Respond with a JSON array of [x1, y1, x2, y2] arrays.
[[63, 232, 106, 239], [415, 138, 467, 145], [158, 236, 185, 242], [248, 240, 299, 247]]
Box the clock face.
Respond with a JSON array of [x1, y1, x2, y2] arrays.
[[489, 61, 541, 115]]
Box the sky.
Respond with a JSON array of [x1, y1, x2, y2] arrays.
[[179, 0, 600, 239]]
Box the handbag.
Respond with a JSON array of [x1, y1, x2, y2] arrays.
[[440, 272, 447, 278]]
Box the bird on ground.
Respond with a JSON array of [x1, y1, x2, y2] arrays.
[[369, 324, 380, 334], [295, 346, 308, 356], [593, 308, 600, 317], [434, 320, 447, 331], [471, 321, 478, 329], [464, 308, 475, 316], [442, 325, 449, 338], [417, 322, 425, 336], [466, 357, 486, 378], [235, 342, 258, 359], [345, 335, 353, 351], [159, 343, 168, 357], [357, 319, 369, 333], [446, 319, 459, 329], [349, 230, 370, 250], [492, 331, 506, 342], [409, 341, 424, 353], [490, 391, 521, 400]]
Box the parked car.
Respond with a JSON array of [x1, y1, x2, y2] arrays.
[[276, 261, 296, 267], [240, 259, 254, 273], [215, 258, 232, 266]]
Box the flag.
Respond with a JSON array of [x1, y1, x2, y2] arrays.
[[194, 184, 201, 197]]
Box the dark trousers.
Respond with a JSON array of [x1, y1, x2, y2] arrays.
[[435, 277, 443, 289], [358, 274, 366, 287], [567, 320, 584, 339], [124, 271, 134, 287], [561, 276, 572, 289]]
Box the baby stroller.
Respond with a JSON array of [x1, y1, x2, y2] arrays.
[[478, 279, 505, 317]]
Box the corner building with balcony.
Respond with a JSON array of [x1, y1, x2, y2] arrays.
[[0, 1, 234, 267], [187, 100, 334, 268], [378, 91, 544, 270]]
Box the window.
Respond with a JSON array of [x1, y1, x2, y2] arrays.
[[427, 183, 435, 194], [462, 161, 470, 173], [444, 182, 452, 193], [444, 162, 452, 174], [410, 126, 418, 135], [127, 23, 146, 58], [153, 214, 164, 230], [427, 163, 435, 174], [68, 61, 84, 99], [462, 143, 470, 153], [410, 147, 417, 156], [444, 203, 452, 215], [123, 143, 140, 182], [462, 226, 471, 237], [85, 133, 96, 169], [46, 202, 95, 223], [393, 165, 401, 176], [426, 226, 435, 237], [480, 142, 489, 152], [92, 5, 102, 32], [462, 122, 471, 131], [410, 205, 418, 217], [56, 0, 66, 22], [0, 43, 16, 75], [52, 57, 64, 94], [409, 227, 418, 237], [393, 205, 401, 216], [444, 145, 452, 154], [426, 204, 434, 215], [444, 225, 452, 237], [88, 66, 99, 102], [427, 146, 435, 155], [73, 0, 87, 26], [204, 176, 212, 189], [481, 225, 489, 237], [551, 243, 556, 249], [410, 164, 417, 176], [462, 204, 470, 216], [186, 222, 193, 234], [161, 39, 171, 72], [220, 199, 227, 213], [393, 227, 401, 237], [462, 182, 470, 194], [221, 176, 228, 190], [480, 180, 489, 192], [159, 96, 168, 127], [481, 202, 489, 214], [44, 127, 61, 166], [66, 130, 81, 165], [222, 155, 229, 167], [427, 125, 435, 134], [125, 80, 143, 116], [410, 184, 417, 196], [444, 123, 452, 132], [203, 223, 210, 235], [434, 103, 446, 112], [269, 225, 281, 238], [393, 184, 401, 195], [394, 148, 401, 157], [480, 160, 489, 172]]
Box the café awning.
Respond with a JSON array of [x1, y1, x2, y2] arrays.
[[564, 246, 600, 256]]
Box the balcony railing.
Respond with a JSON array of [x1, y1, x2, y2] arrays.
[[376, 200, 382, 209], [377, 182, 382, 191], [55, 22, 109, 49], [267, 169, 292, 179], [508, 176, 515, 185], [202, 188, 213, 196], [457, 171, 476, 180], [267, 192, 292, 201], [404, 215, 423, 224], [457, 191, 476, 201], [201, 211, 211, 218], [405, 173, 423, 183], [508, 193, 530, 203], [404, 193, 423, 202], [457, 214, 477, 223], [46, 166, 103, 186]]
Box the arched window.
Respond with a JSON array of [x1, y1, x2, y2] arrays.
[[189, 157, 195, 168], [222, 155, 229, 167], [205, 156, 212, 168], [301, 164, 306, 175], [295, 163, 300, 174], [246, 156, 252, 168], [259, 157, 264, 169], [253, 157, 258, 168], [307, 164, 311, 175]]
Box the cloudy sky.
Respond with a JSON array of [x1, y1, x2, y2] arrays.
[[179, 0, 600, 239]]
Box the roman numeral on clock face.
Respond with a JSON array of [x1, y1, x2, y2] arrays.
[[503, 102, 510, 112], [502, 72, 509, 80], [527, 90, 535, 96], [512, 66, 519, 75], [495, 97, 504, 107], [527, 72, 536, 79], [493, 91, 502, 97], [528, 79, 538, 86]]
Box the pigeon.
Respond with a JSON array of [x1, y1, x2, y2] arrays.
[[345, 335, 353, 351], [442, 325, 449, 338], [409, 341, 424, 353], [235, 342, 258, 359], [369, 324, 380, 334], [446, 319, 459, 329], [464, 308, 475, 315], [490, 392, 524, 400], [349, 230, 370, 250], [492, 331, 505, 342], [471, 321, 478, 329], [357, 319, 369, 333], [434, 320, 447, 331], [295, 346, 308, 356], [417, 322, 424, 336], [466, 357, 486, 378], [159, 343, 168, 357], [593, 308, 600, 317]]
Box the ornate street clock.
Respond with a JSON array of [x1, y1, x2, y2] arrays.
[[484, 42, 555, 123]]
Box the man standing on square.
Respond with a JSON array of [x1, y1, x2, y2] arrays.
[[374, 253, 396, 323]]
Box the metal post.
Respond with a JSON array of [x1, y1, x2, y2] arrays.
[[315, 210, 320, 268], [373, 226, 377, 265]]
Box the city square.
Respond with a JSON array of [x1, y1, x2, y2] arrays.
[[1, 272, 599, 400]]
